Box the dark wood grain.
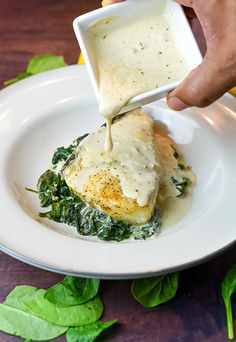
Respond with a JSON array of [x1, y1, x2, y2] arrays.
[[0, 248, 235, 342], [0, 1, 235, 341], [0, 0, 101, 87]]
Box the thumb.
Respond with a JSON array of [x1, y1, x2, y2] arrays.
[[167, 53, 236, 111], [102, 0, 124, 6]]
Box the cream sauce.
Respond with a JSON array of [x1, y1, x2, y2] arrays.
[[154, 124, 195, 228], [64, 110, 195, 228], [64, 110, 160, 207], [105, 118, 113, 151], [87, 9, 189, 149]]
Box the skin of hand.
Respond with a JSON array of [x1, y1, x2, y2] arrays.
[[102, 0, 236, 110], [102, 0, 123, 6]]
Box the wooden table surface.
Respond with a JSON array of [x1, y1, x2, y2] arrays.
[[0, 1, 235, 341]]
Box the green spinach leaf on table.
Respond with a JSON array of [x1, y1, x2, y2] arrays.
[[4, 53, 67, 85], [4, 72, 31, 86], [2, 285, 67, 340], [221, 264, 236, 340], [26, 54, 67, 74], [66, 320, 117, 342], [5, 285, 103, 327], [0, 304, 67, 341], [45, 276, 100, 307], [25, 292, 103, 327], [131, 272, 179, 308], [4, 285, 39, 312]]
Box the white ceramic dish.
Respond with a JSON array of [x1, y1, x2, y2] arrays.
[[73, 0, 202, 114], [0, 65, 235, 279]]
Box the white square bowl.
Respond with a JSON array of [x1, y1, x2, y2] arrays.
[[73, 0, 203, 113]]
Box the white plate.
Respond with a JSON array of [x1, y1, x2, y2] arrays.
[[0, 65, 235, 279]]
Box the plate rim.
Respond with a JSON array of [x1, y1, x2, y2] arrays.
[[0, 64, 236, 279], [0, 239, 235, 280]]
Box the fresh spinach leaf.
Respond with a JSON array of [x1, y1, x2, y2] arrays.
[[26, 54, 67, 74], [4, 53, 67, 85], [0, 303, 67, 340], [66, 320, 117, 342], [221, 264, 236, 340], [4, 72, 31, 86], [131, 272, 179, 308], [45, 276, 100, 307], [4, 285, 39, 312], [5, 285, 103, 327], [25, 292, 103, 327]]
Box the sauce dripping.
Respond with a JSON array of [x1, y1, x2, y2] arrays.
[[87, 8, 189, 150]]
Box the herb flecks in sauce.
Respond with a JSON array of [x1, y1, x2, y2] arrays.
[[34, 111, 195, 241], [37, 170, 161, 242], [87, 7, 189, 151], [64, 110, 160, 212]]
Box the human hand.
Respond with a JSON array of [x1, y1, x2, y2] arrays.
[[102, 0, 236, 110], [168, 0, 236, 110], [102, 0, 123, 6]]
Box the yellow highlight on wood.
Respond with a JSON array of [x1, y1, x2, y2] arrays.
[[229, 87, 236, 97], [78, 53, 85, 64]]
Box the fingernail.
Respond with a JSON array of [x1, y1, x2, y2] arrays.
[[167, 96, 189, 111]]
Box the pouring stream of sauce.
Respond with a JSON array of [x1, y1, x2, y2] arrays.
[[87, 6, 189, 151]]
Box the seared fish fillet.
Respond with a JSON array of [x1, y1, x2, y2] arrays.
[[63, 109, 161, 225]]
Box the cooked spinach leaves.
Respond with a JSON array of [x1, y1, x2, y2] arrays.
[[52, 134, 88, 166], [36, 134, 162, 241], [172, 146, 179, 159], [37, 170, 72, 207], [38, 170, 161, 242], [78, 205, 132, 241], [171, 176, 190, 197], [132, 208, 161, 240]]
